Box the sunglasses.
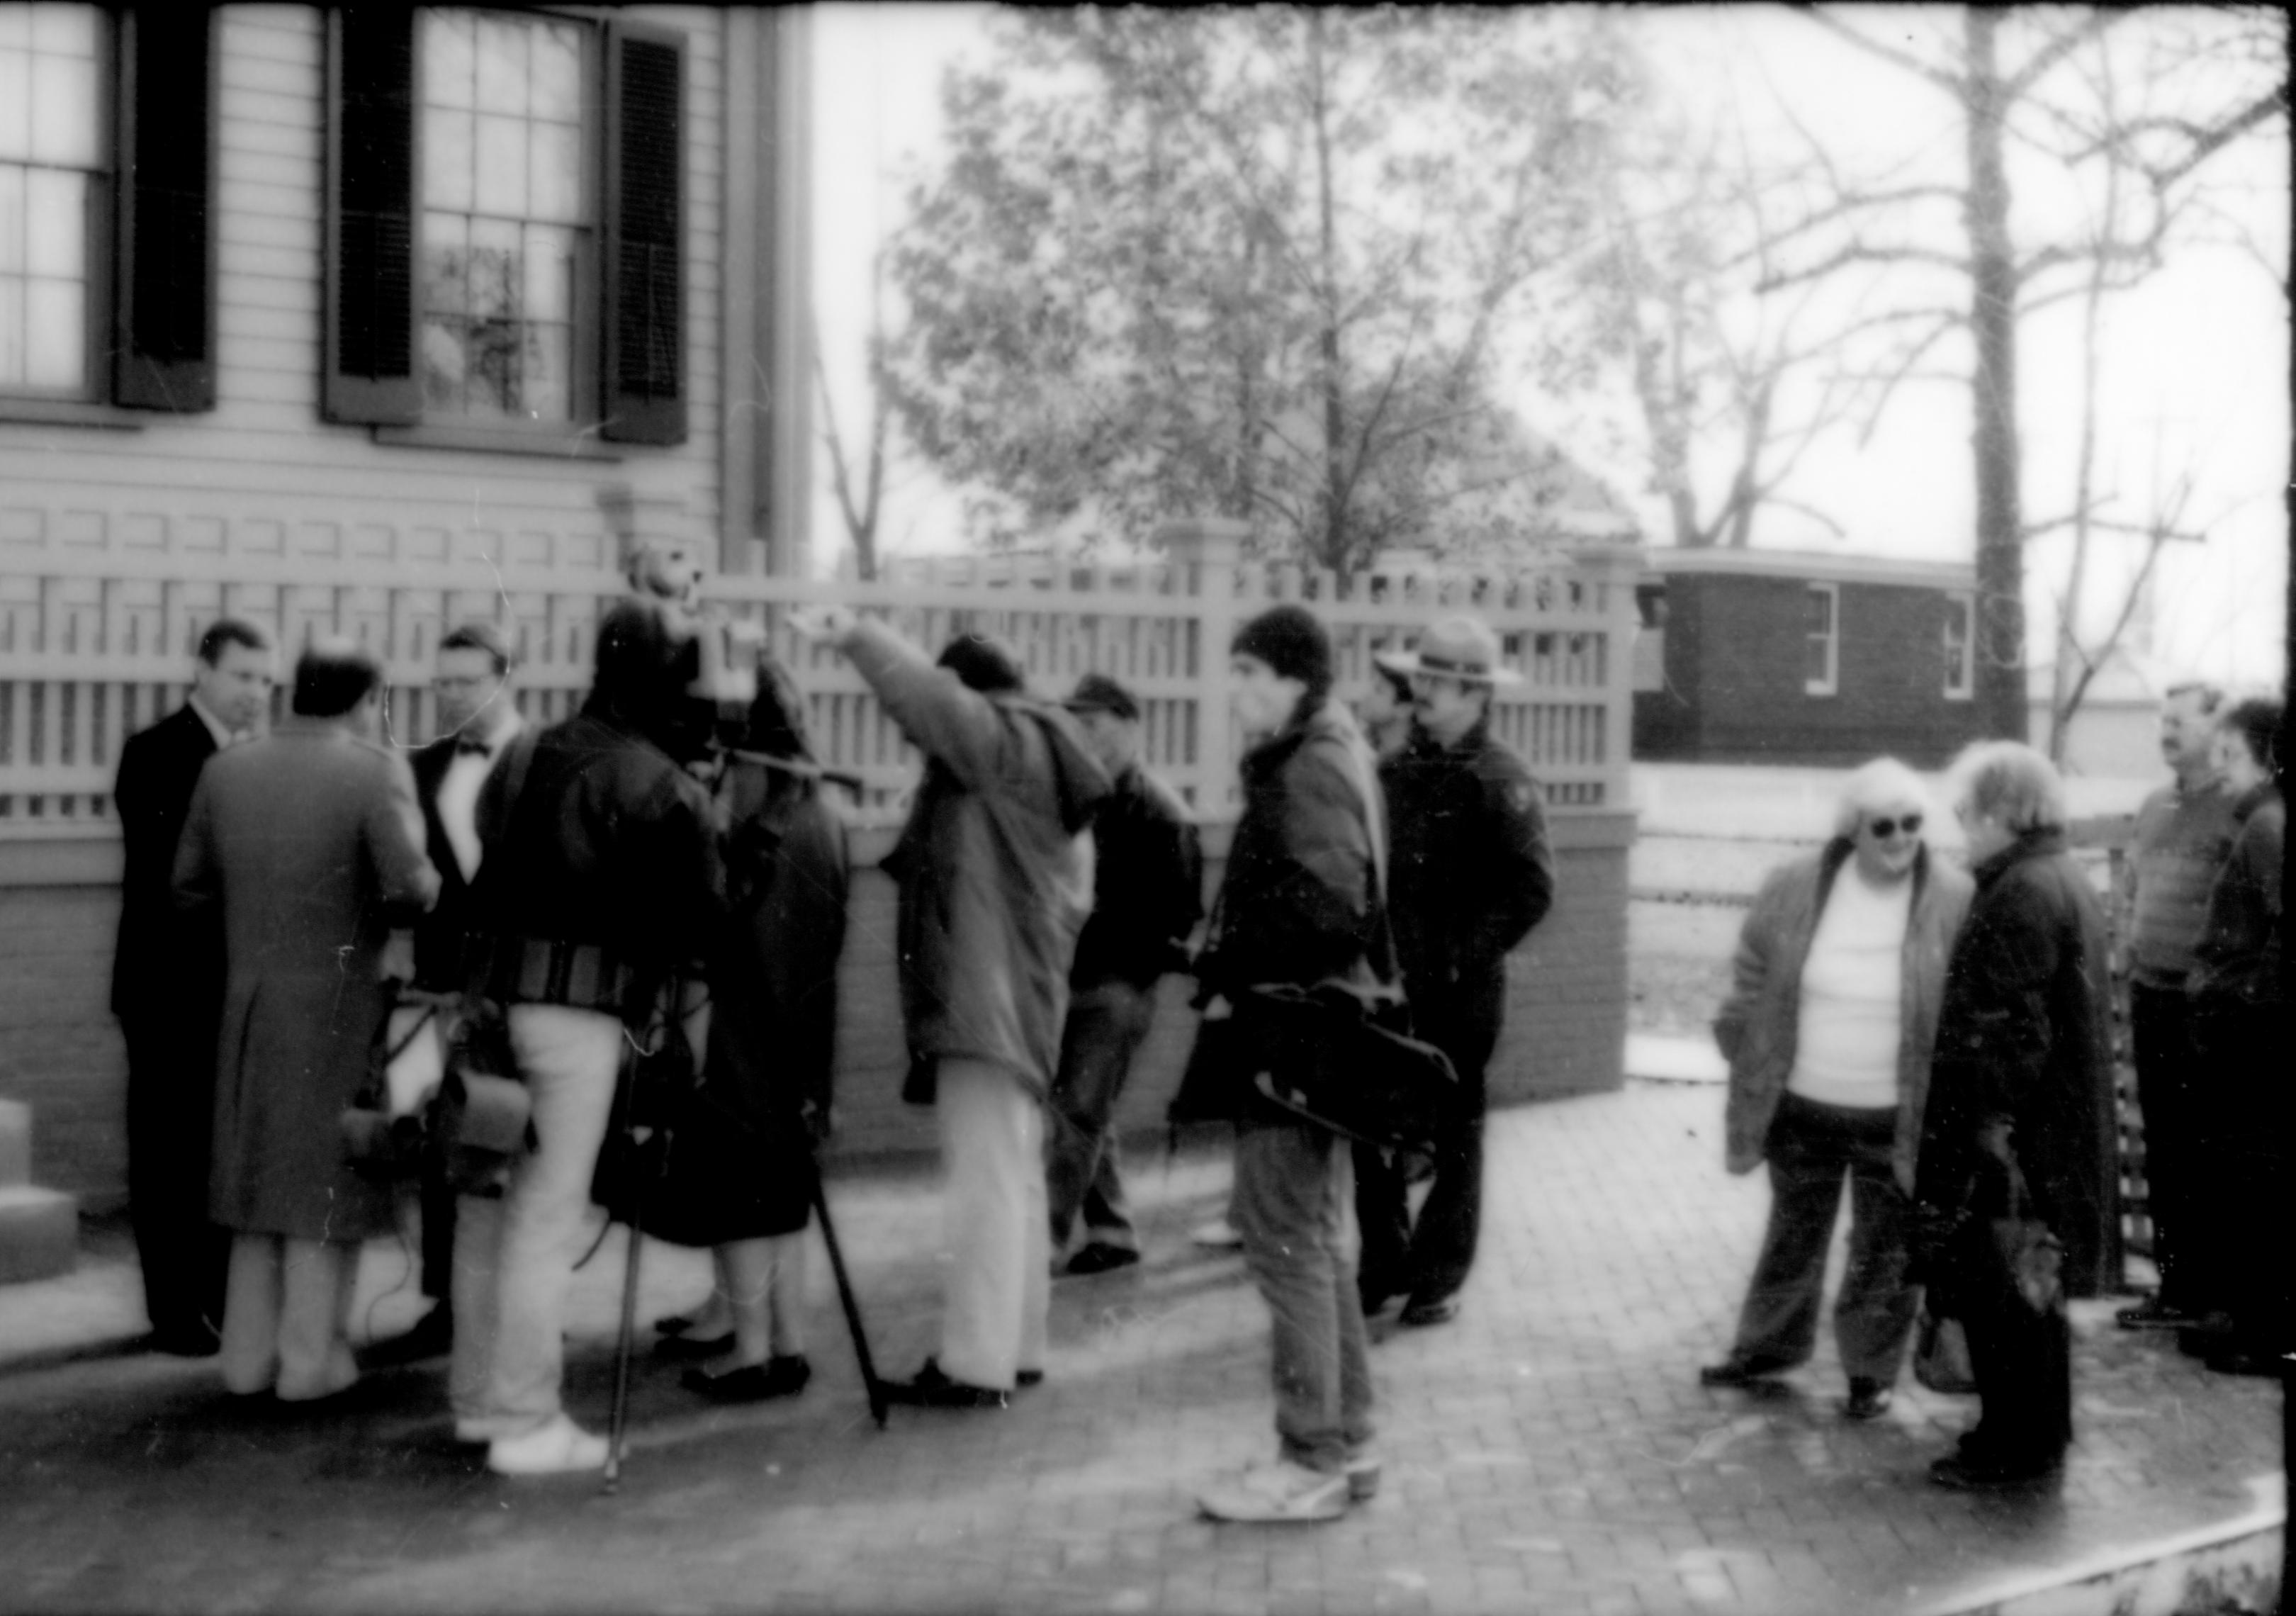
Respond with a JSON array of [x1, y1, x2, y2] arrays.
[[1865, 814, 1923, 838]]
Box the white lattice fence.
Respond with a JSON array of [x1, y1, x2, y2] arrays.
[[0, 512, 1637, 831]]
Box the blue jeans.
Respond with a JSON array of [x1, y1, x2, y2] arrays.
[[1232, 1118, 1375, 1473], [1045, 982, 1155, 1250]]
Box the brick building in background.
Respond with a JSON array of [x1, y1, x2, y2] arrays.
[[1631, 549, 1989, 768]]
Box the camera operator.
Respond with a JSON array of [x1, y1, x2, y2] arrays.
[[446, 597, 724, 1476]]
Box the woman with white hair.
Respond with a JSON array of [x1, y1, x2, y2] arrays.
[[1703, 758, 1973, 1420], [1914, 740, 2119, 1491]]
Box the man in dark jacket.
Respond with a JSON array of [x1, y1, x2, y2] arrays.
[[1193, 604, 1388, 1524], [1918, 741, 2119, 1491], [175, 639, 438, 1401], [1356, 616, 1554, 1328], [788, 605, 1108, 1408], [111, 617, 276, 1356], [448, 600, 723, 1475], [1047, 673, 1203, 1276], [368, 621, 524, 1367]]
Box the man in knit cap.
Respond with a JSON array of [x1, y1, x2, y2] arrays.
[[1190, 602, 1391, 1522]]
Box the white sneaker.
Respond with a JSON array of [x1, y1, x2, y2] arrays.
[[486, 1413, 609, 1476], [1190, 1218, 1244, 1251], [1196, 1459, 1349, 1522]]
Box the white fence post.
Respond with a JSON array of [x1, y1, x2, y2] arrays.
[[1155, 517, 1249, 814]]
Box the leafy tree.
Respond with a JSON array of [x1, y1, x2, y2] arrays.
[[887, 7, 1639, 570]]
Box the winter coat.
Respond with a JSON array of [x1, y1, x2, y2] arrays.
[[1380, 716, 1554, 1062], [1069, 762, 1203, 992], [1198, 696, 1390, 999], [849, 620, 1110, 1100], [1916, 829, 2122, 1299], [1716, 841, 1972, 1194], [173, 720, 438, 1240], [2188, 784, 2284, 1011], [469, 706, 723, 1021], [670, 763, 850, 1244], [1178, 697, 1393, 1126]]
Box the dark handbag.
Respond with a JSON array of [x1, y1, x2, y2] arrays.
[[1240, 982, 1460, 1150], [590, 999, 703, 1226], [1913, 1307, 1978, 1395], [1925, 1156, 2064, 1323]]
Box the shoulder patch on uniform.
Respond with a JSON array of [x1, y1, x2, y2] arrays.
[[1508, 782, 1535, 813]]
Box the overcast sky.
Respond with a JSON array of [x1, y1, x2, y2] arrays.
[[808, 5, 2288, 690]]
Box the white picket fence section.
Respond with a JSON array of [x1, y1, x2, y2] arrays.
[[0, 515, 1638, 834]]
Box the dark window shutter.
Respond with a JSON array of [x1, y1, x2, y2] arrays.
[[601, 24, 685, 445], [323, 9, 419, 425], [113, 9, 216, 411]]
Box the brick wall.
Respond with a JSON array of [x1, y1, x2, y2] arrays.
[[0, 812, 1631, 1208], [1635, 575, 1988, 767]]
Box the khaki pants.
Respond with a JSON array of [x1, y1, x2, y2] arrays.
[[219, 1234, 361, 1401], [935, 1059, 1049, 1391], [447, 1004, 621, 1439]]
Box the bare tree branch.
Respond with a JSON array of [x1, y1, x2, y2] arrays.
[[1798, 8, 1960, 94]]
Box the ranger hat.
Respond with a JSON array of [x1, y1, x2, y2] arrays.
[[1373, 615, 1522, 688], [1064, 671, 1141, 723]]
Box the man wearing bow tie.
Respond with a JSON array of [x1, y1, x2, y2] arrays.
[[371, 622, 524, 1365]]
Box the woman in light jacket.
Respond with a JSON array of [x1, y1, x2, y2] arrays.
[[1703, 758, 1973, 1420]]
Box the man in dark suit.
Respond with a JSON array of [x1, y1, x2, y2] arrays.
[[111, 618, 276, 1356], [368, 622, 523, 1365]]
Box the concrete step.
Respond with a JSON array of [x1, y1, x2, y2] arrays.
[[0, 1184, 78, 1285], [0, 1096, 30, 1187], [0, 1100, 79, 1284]]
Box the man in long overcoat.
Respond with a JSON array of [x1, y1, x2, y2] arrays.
[[175, 639, 437, 1401], [111, 617, 276, 1354]]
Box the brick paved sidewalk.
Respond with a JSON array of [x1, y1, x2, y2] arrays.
[[0, 1082, 2278, 1615]]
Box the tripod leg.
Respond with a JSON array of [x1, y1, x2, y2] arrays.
[[602, 1209, 644, 1493], [811, 1167, 888, 1429]]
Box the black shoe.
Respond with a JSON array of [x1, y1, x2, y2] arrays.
[[882, 1357, 1007, 1410], [1842, 1379, 1893, 1421], [1015, 1368, 1045, 1388], [1929, 1452, 2062, 1491], [1064, 1242, 1141, 1277], [362, 1306, 454, 1367], [1397, 1295, 1461, 1329], [2176, 1313, 2239, 1357], [2202, 1346, 2291, 1379], [1699, 1355, 1791, 1388], [651, 1330, 736, 1362], [142, 1325, 222, 1359], [682, 1355, 811, 1403], [2116, 1296, 2200, 1330]]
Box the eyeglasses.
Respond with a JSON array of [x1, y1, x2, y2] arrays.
[[1865, 814, 1923, 838]]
